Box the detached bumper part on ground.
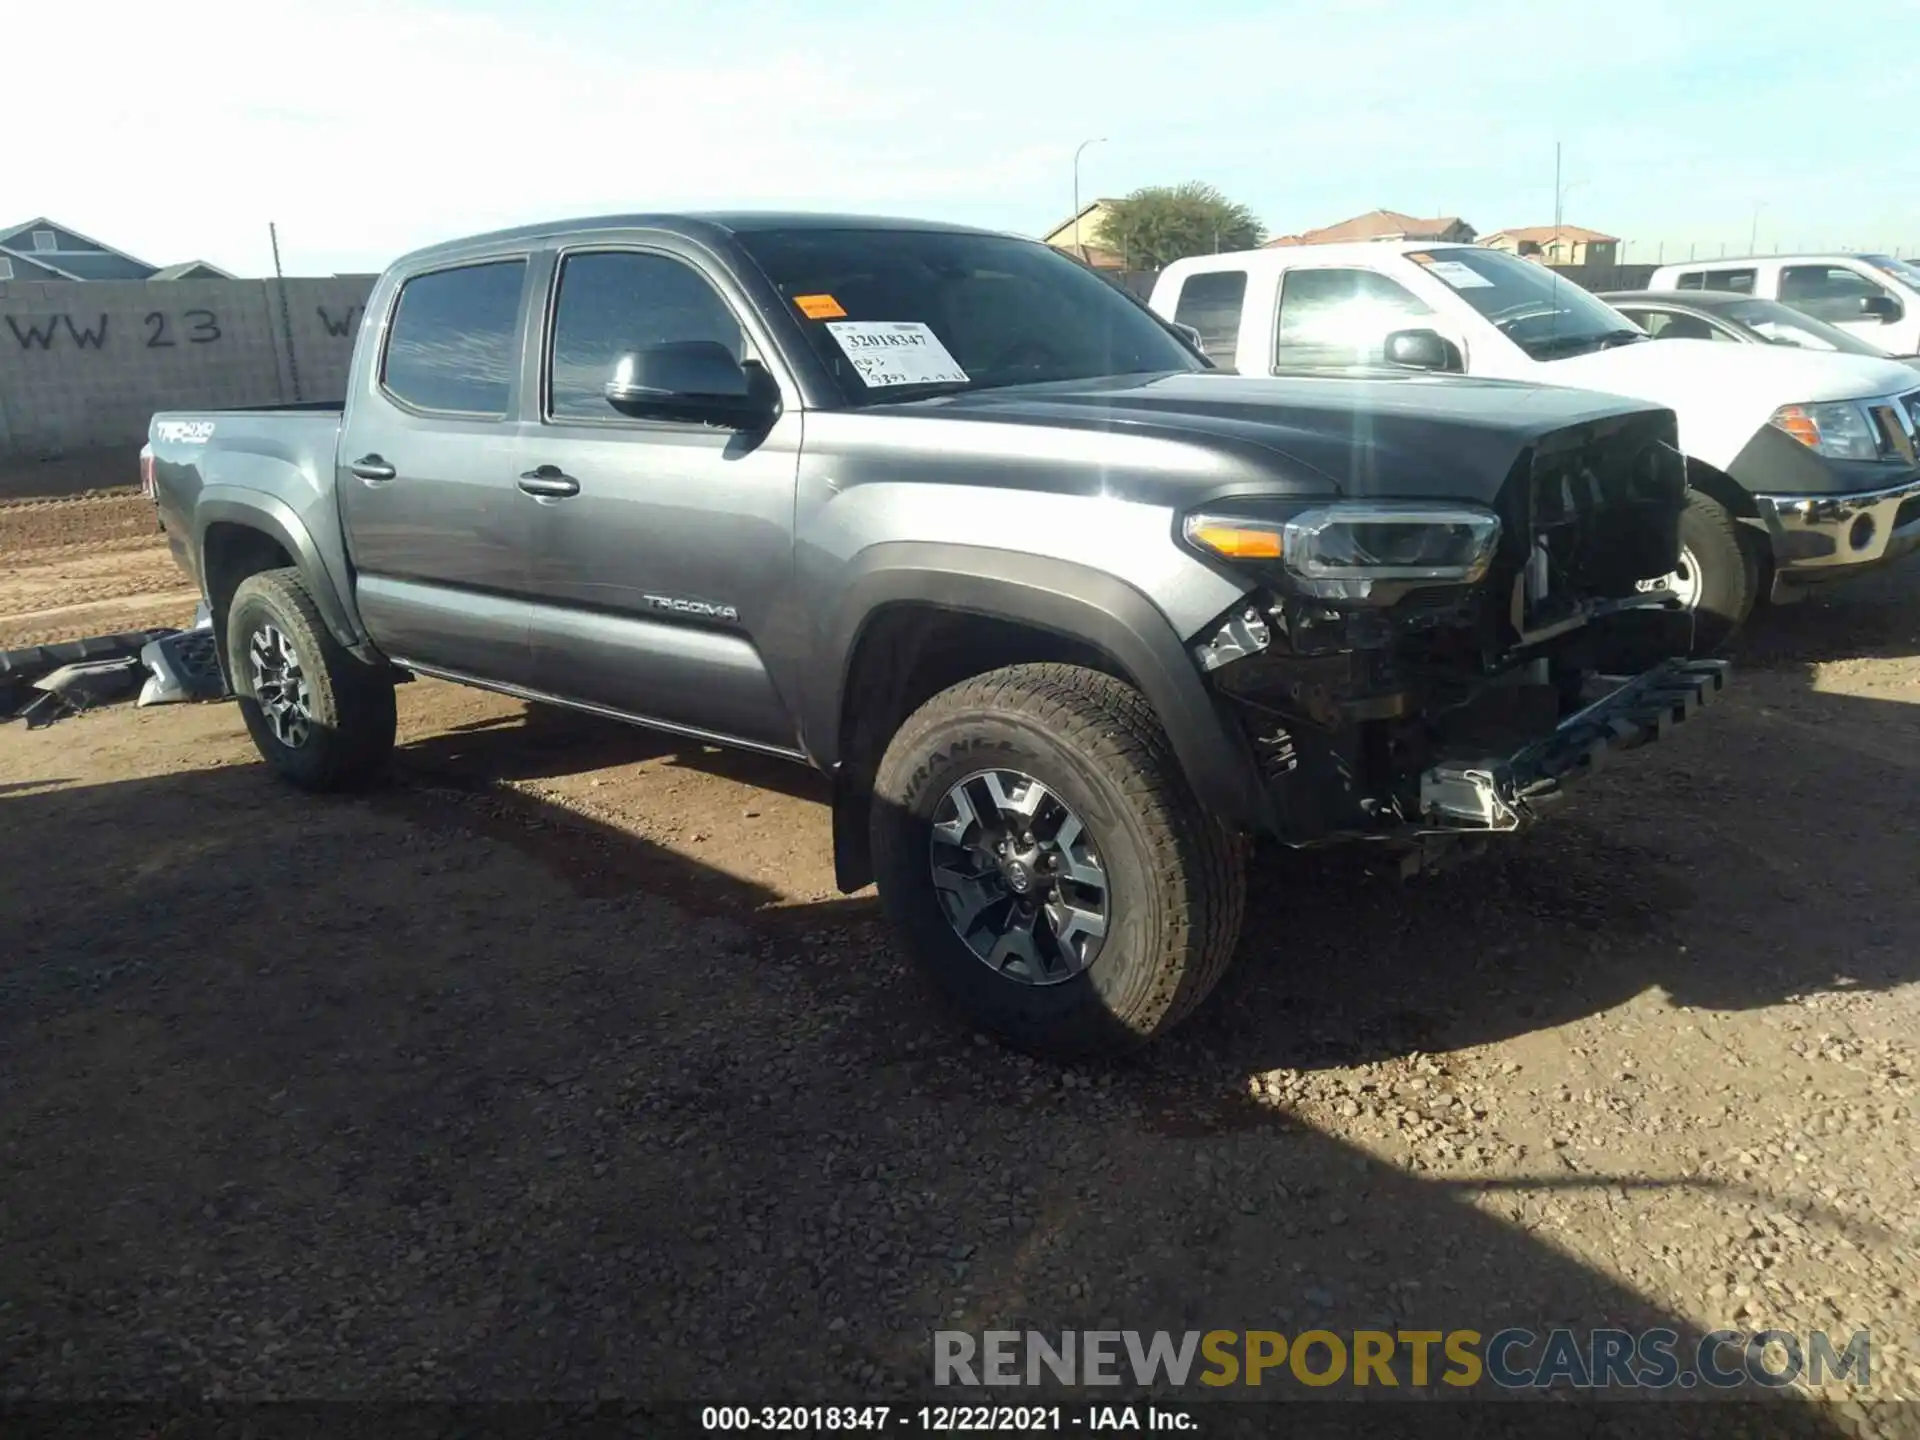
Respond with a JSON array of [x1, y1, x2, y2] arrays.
[[137, 603, 229, 708], [0, 604, 229, 727]]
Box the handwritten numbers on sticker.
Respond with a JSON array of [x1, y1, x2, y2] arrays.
[[824, 321, 968, 387]]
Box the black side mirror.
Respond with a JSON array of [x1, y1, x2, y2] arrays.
[[1860, 294, 1902, 322], [1383, 328, 1463, 372], [604, 341, 775, 428]]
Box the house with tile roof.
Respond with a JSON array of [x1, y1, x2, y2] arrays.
[[1040, 200, 1130, 269], [1481, 224, 1620, 267], [1264, 209, 1477, 248]]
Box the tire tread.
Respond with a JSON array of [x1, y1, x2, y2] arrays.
[[228, 567, 395, 791], [876, 662, 1246, 1052]]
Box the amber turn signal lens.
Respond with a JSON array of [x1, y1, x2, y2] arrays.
[[1770, 405, 1822, 451], [1186, 521, 1284, 560]]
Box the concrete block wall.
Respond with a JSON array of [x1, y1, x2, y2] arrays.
[[0, 277, 376, 460]]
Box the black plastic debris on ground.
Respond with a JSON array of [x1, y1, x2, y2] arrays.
[[14, 657, 149, 727], [1, 629, 171, 724], [1, 605, 229, 728]]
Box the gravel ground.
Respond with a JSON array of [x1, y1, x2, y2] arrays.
[[1, 498, 1916, 1433]]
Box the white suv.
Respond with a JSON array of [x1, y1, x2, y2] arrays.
[[1645, 255, 1920, 359]]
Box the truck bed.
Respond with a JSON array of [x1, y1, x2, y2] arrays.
[[147, 407, 346, 600]]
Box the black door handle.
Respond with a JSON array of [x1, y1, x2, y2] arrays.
[[349, 454, 397, 482], [517, 466, 581, 499]]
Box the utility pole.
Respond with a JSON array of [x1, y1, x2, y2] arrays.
[[1749, 200, 1765, 256], [269, 222, 302, 403], [1553, 141, 1562, 229], [1072, 138, 1106, 262]]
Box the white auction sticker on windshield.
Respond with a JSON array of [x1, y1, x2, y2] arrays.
[[1421, 259, 1493, 289], [826, 321, 969, 387]]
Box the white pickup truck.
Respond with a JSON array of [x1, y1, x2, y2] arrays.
[[1149, 242, 1920, 648], [1647, 253, 1920, 359]]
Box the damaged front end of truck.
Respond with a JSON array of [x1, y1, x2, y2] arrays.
[[1183, 406, 1730, 873]]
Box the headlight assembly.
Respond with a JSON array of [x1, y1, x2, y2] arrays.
[[1183, 502, 1502, 599], [1770, 401, 1884, 462]]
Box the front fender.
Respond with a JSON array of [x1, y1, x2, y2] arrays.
[[807, 541, 1275, 835], [195, 487, 369, 654]]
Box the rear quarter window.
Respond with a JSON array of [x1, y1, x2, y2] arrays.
[[1676, 269, 1755, 294], [1171, 269, 1248, 370], [381, 260, 528, 416]]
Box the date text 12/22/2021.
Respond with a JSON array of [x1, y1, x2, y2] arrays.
[[700, 1406, 1194, 1431]]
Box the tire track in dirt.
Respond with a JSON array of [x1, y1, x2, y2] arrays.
[[0, 492, 188, 649]]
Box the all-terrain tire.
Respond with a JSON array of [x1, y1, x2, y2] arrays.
[[870, 663, 1247, 1058], [227, 567, 396, 791], [1678, 490, 1760, 654]]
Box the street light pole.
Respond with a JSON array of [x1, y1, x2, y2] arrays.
[[1749, 200, 1766, 255], [1073, 137, 1106, 261]]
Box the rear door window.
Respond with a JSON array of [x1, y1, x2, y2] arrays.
[[1273, 268, 1434, 369], [1171, 270, 1248, 370], [1673, 269, 1755, 293], [381, 260, 528, 416]]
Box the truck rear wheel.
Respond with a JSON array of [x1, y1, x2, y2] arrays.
[[227, 568, 396, 791], [870, 663, 1247, 1058]]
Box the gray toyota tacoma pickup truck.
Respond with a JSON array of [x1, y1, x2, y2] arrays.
[[148, 212, 1727, 1056]]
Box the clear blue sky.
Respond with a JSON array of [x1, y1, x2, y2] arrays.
[[13, 0, 1913, 277]]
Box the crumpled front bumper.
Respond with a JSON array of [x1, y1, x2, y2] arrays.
[[1417, 658, 1731, 833]]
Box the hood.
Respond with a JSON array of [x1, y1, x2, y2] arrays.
[[869, 371, 1674, 506], [1549, 337, 1920, 405]]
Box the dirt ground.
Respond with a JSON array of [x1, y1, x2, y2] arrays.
[[1, 494, 1916, 1430]]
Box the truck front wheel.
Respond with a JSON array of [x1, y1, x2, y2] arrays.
[[870, 663, 1247, 1058], [227, 568, 396, 791], [1639, 491, 1759, 653]]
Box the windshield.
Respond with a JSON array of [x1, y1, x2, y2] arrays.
[[1715, 296, 1888, 355], [1863, 254, 1920, 292], [1407, 247, 1645, 362], [734, 227, 1205, 405]]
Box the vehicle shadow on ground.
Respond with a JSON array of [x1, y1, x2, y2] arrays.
[[387, 601, 1920, 1081], [403, 697, 832, 805], [1730, 562, 1920, 668], [0, 763, 1852, 1424]]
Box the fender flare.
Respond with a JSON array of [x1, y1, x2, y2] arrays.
[[807, 541, 1274, 835], [195, 488, 372, 656]]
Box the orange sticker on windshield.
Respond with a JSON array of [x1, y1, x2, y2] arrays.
[[794, 293, 847, 319]]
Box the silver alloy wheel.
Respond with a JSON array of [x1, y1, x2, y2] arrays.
[[248, 621, 314, 749], [1634, 544, 1703, 611], [928, 769, 1110, 986]]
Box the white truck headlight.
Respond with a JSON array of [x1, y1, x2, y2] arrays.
[[1184, 503, 1502, 600], [1769, 401, 1882, 462]]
